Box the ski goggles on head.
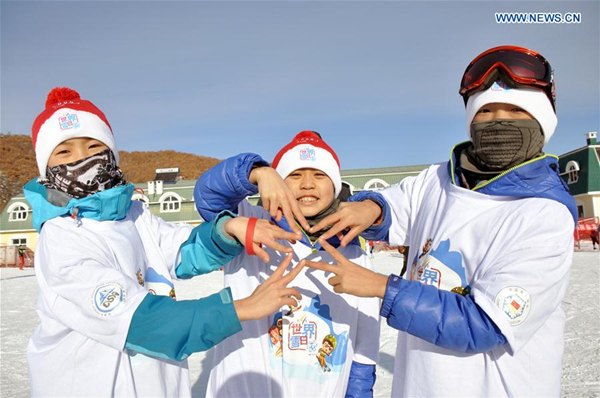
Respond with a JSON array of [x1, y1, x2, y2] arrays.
[[459, 46, 556, 110]]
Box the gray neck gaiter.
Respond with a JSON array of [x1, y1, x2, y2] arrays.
[[304, 198, 340, 243], [463, 119, 545, 173]]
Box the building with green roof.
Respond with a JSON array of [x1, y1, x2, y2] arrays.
[[340, 164, 431, 192], [4, 132, 597, 255], [0, 164, 428, 252], [558, 132, 600, 220]]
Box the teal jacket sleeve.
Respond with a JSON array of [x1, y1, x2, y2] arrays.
[[125, 288, 242, 361], [175, 210, 243, 279]]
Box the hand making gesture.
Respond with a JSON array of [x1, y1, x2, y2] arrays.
[[224, 216, 300, 263], [234, 254, 305, 322], [309, 200, 382, 247], [305, 239, 389, 298], [249, 166, 310, 236]]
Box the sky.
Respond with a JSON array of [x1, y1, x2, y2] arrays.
[[1, 1, 599, 170]]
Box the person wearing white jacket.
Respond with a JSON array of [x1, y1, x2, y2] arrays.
[[25, 87, 304, 397], [194, 131, 382, 397], [306, 46, 577, 397]]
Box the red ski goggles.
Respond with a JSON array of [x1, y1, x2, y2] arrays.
[[459, 46, 556, 110]]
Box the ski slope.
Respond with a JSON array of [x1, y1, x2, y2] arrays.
[[1, 250, 598, 397]]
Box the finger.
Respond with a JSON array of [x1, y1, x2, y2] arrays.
[[254, 244, 270, 263], [304, 260, 337, 274], [269, 199, 279, 219], [340, 226, 361, 248], [333, 284, 344, 294], [270, 253, 293, 280], [281, 296, 301, 308], [318, 220, 350, 241], [262, 197, 271, 213], [271, 227, 303, 243], [280, 259, 305, 284], [280, 195, 303, 236], [262, 238, 292, 254], [275, 208, 283, 222], [282, 206, 302, 237], [282, 288, 302, 301], [290, 199, 310, 231], [309, 213, 340, 234], [328, 275, 341, 286], [318, 239, 348, 265]]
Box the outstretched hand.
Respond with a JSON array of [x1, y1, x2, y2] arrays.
[[234, 254, 305, 322], [308, 200, 382, 247], [249, 167, 309, 235], [305, 239, 388, 298], [224, 217, 299, 263]]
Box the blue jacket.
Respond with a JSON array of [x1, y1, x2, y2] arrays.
[[24, 179, 244, 361], [450, 142, 577, 223], [357, 143, 577, 353], [194, 153, 379, 397]]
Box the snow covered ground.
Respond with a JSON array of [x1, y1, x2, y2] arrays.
[[1, 250, 598, 397]]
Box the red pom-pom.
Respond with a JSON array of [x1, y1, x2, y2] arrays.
[[295, 130, 322, 141], [45, 87, 81, 108]]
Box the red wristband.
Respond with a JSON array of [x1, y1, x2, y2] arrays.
[[245, 218, 259, 256]]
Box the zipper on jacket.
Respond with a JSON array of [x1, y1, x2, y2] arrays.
[[472, 154, 559, 191], [70, 207, 82, 227], [448, 142, 559, 191], [292, 220, 321, 251]]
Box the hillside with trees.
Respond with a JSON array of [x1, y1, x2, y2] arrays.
[[0, 133, 221, 212]]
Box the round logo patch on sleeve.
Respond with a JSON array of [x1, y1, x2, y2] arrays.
[[494, 286, 531, 326], [92, 282, 125, 316]]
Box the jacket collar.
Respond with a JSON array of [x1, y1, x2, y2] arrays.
[[448, 142, 577, 223], [23, 179, 134, 232]]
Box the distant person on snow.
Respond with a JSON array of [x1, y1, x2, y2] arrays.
[[306, 45, 577, 397], [18, 244, 26, 270], [591, 226, 599, 250]]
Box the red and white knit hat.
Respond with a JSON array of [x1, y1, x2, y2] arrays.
[[272, 131, 342, 198], [31, 87, 118, 176]]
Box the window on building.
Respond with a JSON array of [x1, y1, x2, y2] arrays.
[[132, 193, 149, 205], [577, 205, 584, 219], [565, 161, 580, 184], [160, 193, 181, 213], [364, 178, 389, 191], [11, 237, 27, 246], [339, 181, 355, 201], [8, 203, 29, 222]]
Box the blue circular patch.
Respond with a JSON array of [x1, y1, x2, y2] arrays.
[[92, 282, 125, 316]]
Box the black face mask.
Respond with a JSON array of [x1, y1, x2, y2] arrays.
[[464, 119, 545, 172], [40, 149, 127, 199]]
